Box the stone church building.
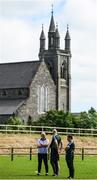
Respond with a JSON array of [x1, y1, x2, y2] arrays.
[[0, 11, 71, 123]]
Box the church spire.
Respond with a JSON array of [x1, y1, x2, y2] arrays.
[[65, 25, 71, 53], [55, 23, 60, 49], [49, 5, 55, 32], [48, 5, 56, 49], [65, 24, 71, 40], [40, 24, 45, 52], [40, 24, 45, 40]]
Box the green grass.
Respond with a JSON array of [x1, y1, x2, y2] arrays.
[[0, 156, 97, 179]]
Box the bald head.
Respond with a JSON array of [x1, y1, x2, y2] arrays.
[[52, 129, 57, 135]]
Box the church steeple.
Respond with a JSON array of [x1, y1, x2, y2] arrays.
[[55, 23, 60, 49], [65, 25, 71, 53], [48, 6, 56, 49], [40, 24, 45, 52], [49, 7, 55, 32]]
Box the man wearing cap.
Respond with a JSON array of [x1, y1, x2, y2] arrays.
[[37, 132, 49, 176], [49, 129, 62, 176]]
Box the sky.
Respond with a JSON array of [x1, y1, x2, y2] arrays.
[[0, 0, 97, 112]]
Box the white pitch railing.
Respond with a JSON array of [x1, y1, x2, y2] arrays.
[[0, 124, 97, 136]]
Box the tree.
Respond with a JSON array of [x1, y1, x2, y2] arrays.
[[88, 107, 97, 128], [27, 115, 34, 126], [37, 110, 74, 127], [8, 113, 22, 125]]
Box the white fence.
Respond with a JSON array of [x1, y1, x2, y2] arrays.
[[0, 124, 97, 136]]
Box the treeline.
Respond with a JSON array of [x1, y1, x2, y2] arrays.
[[8, 107, 97, 129]]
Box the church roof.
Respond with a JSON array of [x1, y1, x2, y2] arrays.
[[0, 99, 24, 115], [0, 61, 40, 89]]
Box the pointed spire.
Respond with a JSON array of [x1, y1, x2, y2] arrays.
[[40, 24, 45, 40], [65, 24, 71, 53], [55, 23, 60, 38], [55, 23, 60, 49], [39, 24, 45, 53], [65, 24, 71, 40], [49, 5, 55, 32]]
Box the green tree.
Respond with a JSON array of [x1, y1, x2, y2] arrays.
[[88, 107, 97, 128], [27, 115, 34, 126], [72, 115, 81, 128], [8, 114, 22, 125], [37, 110, 74, 127]]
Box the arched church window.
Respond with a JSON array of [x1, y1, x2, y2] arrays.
[[37, 85, 48, 114], [61, 61, 67, 79], [51, 37, 54, 45], [61, 63, 64, 78]]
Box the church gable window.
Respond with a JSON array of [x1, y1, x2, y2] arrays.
[[37, 85, 48, 114]]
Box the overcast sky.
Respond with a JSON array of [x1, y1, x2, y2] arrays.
[[0, 0, 96, 112]]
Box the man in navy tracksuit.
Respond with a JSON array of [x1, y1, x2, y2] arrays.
[[65, 135, 75, 179], [49, 129, 62, 176]]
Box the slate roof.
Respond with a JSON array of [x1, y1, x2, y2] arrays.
[[0, 99, 25, 115], [0, 61, 40, 89]]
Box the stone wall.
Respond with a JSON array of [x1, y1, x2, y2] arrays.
[[18, 61, 56, 120]]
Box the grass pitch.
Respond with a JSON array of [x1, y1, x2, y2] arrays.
[[0, 155, 97, 179]]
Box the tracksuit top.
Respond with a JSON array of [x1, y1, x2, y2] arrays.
[[37, 138, 49, 154]]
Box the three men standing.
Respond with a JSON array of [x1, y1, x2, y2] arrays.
[[37, 131, 75, 179]]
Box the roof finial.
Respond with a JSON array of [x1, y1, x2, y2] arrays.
[[67, 24, 69, 31], [42, 24, 44, 30], [51, 4, 53, 15]]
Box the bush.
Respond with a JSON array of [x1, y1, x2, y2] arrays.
[[36, 107, 97, 129], [8, 113, 22, 125], [27, 115, 34, 126], [36, 110, 74, 127], [7, 107, 97, 129]]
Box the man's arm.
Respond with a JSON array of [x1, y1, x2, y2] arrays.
[[40, 139, 49, 148], [59, 140, 63, 149], [65, 143, 71, 152], [37, 144, 42, 148]]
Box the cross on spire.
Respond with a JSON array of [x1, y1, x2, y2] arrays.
[[42, 24, 44, 30], [49, 4, 55, 32], [51, 4, 53, 15], [67, 24, 69, 31]]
